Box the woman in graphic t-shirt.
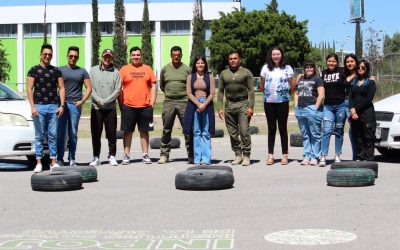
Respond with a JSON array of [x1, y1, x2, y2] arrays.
[[319, 53, 347, 167], [294, 60, 325, 166], [260, 47, 295, 166]]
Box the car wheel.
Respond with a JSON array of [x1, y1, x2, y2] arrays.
[[150, 137, 180, 149], [31, 171, 83, 191], [327, 169, 375, 187], [331, 161, 378, 178], [187, 165, 233, 173], [377, 147, 400, 159], [290, 133, 303, 147], [52, 166, 98, 182], [175, 169, 234, 190]]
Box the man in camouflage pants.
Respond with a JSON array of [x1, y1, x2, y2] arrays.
[[158, 46, 193, 164]]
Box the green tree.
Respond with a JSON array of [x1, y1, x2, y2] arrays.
[[208, 9, 310, 75], [0, 40, 11, 82], [190, 0, 206, 66], [383, 32, 400, 54], [91, 0, 101, 66], [141, 0, 153, 67], [113, 0, 127, 69], [266, 0, 278, 14]]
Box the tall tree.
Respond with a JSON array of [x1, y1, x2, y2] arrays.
[[266, 0, 278, 14], [113, 0, 127, 69], [141, 0, 153, 67], [91, 0, 101, 66], [0, 40, 11, 82], [190, 0, 205, 66], [208, 9, 310, 75]]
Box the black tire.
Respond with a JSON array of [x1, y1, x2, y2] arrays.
[[327, 169, 375, 187], [150, 137, 180, 149], [52, 166, 98, 182], [116, 130, 124, 140], [31, 171, 83, 191], [187, 165, 233, 173], [377, 147, 400, 159], [331, 161, 378, 178], [290, 133, 303, 147], [249, 126, 259, 135], [175, 169, 234, 190], [211, 129, 224, 138]]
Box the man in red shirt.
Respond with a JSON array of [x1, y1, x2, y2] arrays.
[[119, 47, 157, 164]]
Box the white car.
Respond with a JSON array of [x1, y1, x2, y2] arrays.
[[0, 83, 39, 163], [374, 93, 400, 158]]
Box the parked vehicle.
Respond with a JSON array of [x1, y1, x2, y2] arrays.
[[0, 83, 48, 164], [374, 93, 400, 158]]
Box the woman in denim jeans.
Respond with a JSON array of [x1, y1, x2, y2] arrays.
[[183, 56, 215, 165], [294, 61, 325, 166], [320, 53, 347, 167]]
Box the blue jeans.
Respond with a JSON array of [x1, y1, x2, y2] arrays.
[[321, 100, 348, 156], [193, 98, 211, 164], [57, 102, 82, 162], [295, 105, 322, 160], [32, 104, 59, 159]]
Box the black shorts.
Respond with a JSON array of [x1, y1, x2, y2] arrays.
[[121, 104, 154, 132]]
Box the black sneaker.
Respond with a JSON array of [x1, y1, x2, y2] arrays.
[[121, 155, 130, 165], [142, 154, 152, 164]]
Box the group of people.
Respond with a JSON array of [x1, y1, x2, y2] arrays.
[[27, 43, 376, 173]]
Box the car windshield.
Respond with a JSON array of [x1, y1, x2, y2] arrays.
[[0, 84, 24, 101]]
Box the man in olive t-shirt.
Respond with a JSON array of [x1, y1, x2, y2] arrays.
[[158, 46, 193, 164], [218, 51, 255, 166]]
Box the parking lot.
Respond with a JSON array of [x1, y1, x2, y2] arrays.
[[0, 134, 399, 250]]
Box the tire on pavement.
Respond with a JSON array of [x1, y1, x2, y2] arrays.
[[175, 169, 234, 190], [187, 165, 233, 173], [52, 166, 98, 182], [331, 161, 378, 178], [290, 133, 303, 147], [31, 171, 83, 191], [211, 129, 224, 138], [150, 137, 180, 149], [249, 126, 259, 135], [327, 168, 375, 187]]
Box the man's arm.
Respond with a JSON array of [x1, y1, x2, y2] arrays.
[[150, 81, 157, 107], [75, 71, 92, 107], [246, 70, 255, 117], [217, 73, 225, 120], [57, 76, 65, 117], [26, 76, 37, 116], [159, 67, 165, 92]]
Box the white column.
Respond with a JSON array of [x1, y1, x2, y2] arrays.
[[17, 23, 24, 92], [85, 22, 92, 70], [154, 21, 162, 83], [51, 23, 57, 66]]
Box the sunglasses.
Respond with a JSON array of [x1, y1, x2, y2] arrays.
[[68, 55, 79, 59], [42, 53, 52, 57], [357, 66, 366, 70]]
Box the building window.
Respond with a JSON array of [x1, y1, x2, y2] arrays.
[[57, 22, 85, 36], [126, 21, 155, 35], [161, 21, 190, 34], [99, 22, 113, 35], [23, 23, 51, 37], [0, 24, 17, 38]]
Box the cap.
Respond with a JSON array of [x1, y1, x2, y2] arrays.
[[102, 49, 114, 58]]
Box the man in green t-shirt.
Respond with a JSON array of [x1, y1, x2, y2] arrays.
[[218, 51, 255, 166], [158, 46, 193, 164]]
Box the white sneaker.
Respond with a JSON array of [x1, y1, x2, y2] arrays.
[[142, 154, 152, 164], [33, 163, 43, 173], [109, 156, 118, 166], [50, 162, 60, 171], [121, 155, 130, 165], [89, 157, 100, 167], [334, 154, 341, 163], [69, 160, 77, 167], [319, 156, 326, 167]]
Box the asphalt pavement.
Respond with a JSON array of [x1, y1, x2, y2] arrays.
[[0, 134, 399, 250]]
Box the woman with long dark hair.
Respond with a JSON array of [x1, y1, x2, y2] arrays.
[[183, 56, 215, 165], [260, 47, 295, 165], [349, 59, 376, 161], [319, 53, 347, 167], [344, 54, 359, 160]]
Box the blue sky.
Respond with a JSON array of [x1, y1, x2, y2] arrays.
[[1, 0, 397, 52]]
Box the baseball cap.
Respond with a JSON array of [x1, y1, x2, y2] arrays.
[[102, 49, 114, 58]]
